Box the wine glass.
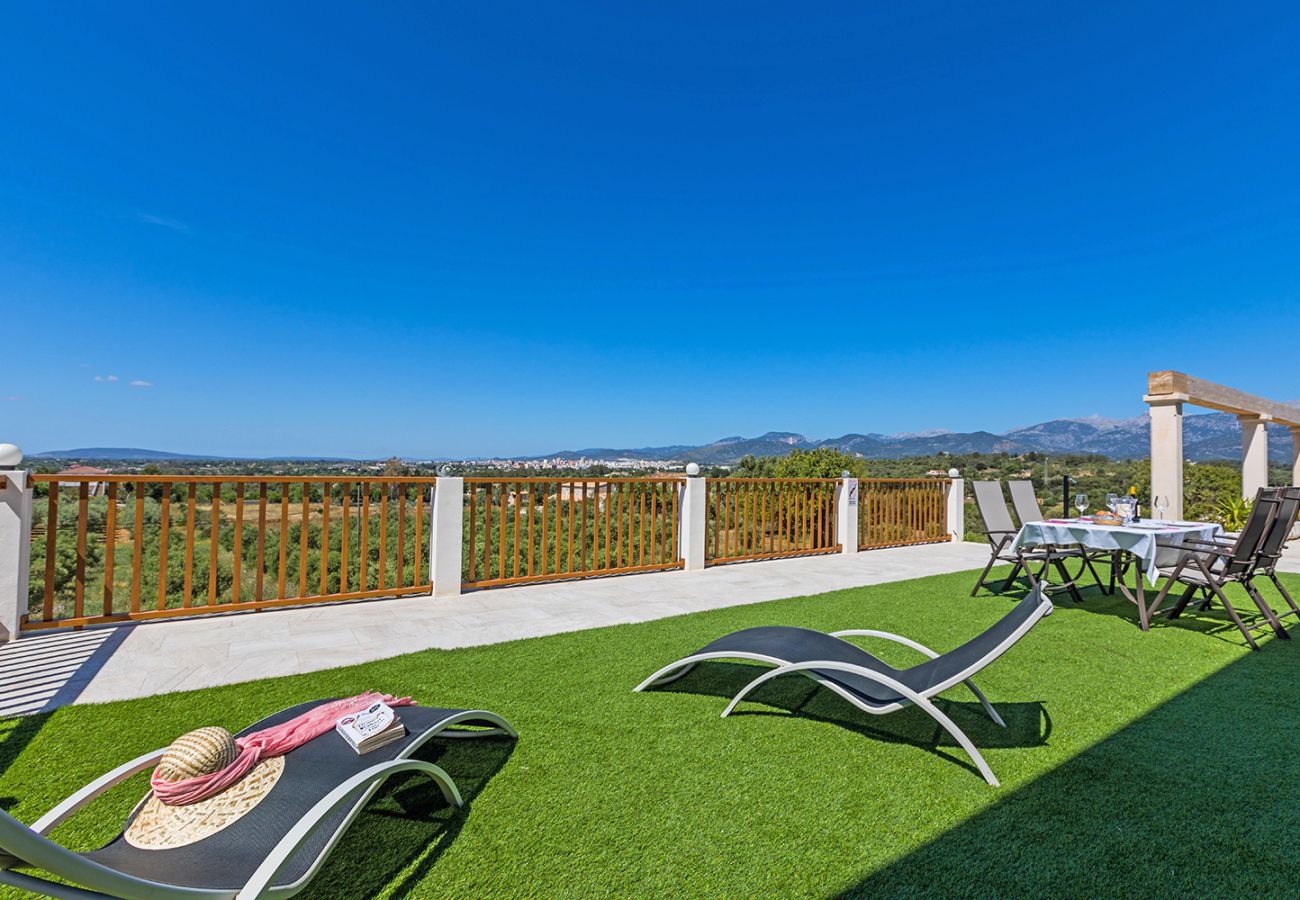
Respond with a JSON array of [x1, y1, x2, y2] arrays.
[[1153, 495, 1169, 522], [1074, 493, 1089, 520], [1106, 493, 1119, 514]]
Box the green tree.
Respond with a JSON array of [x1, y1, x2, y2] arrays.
[[773, 448, 869, 480]]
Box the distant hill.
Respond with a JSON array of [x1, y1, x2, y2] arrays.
[[32, 448, 363, 462], [540, 408, 1300, 466], [33, 447, 213, 461]]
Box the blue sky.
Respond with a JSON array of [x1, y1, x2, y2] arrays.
[[3, 2, 1299, 458]]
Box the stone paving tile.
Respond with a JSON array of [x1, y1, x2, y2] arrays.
[[2, 542, 991, 712], [1280, 544, 1300, 574]]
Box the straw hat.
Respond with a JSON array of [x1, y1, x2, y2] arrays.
[[125, 727, 284, 850]]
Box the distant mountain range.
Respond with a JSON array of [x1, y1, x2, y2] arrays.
[[539, 408, 1300, 465], [34, 447, 213, 461], [32, 448, 363, 462], [31, 406, 1300, 466]]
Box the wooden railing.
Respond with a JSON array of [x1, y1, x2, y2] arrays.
[[25, 475, 437, 630], [20, 473, 954, 631], [706, 478, 839, 564], [462, 478, 683, 588], [858, 478, 950, 549]]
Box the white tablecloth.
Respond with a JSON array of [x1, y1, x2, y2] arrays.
[[1010, 519, 1225, 585]]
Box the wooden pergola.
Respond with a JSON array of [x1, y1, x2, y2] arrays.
[[1144, 370, 1300, 520]]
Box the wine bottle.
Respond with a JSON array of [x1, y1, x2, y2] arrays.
[[1129, 485, 1141, 522]]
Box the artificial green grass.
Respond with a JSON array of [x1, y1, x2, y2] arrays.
[[3, 567, 1300, 898]]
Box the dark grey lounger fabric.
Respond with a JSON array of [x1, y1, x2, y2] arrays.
[[82, 702, 502, 891], [692, 591, 1044, 706]]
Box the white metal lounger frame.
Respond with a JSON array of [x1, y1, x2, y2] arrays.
[[0, 709, 517, 900], [634, 598, 1053, 787]]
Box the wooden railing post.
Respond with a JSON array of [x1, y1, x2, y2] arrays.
[[0, 463, 32, 642], [430, 476, 463, 598], [680, 464, 707, 572], [946, 470, 964, 542], [836, 473, 858, 554]]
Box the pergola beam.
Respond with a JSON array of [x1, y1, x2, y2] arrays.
[[1145, 371, 1300, 509], [1146, 371, 1300, 427]]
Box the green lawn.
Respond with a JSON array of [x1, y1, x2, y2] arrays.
[[3, 567, 1300, 898]]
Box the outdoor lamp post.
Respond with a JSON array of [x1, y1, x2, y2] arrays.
[[0, 444, 20, 487]]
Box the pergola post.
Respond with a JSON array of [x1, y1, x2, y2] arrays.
[[1148, 398, 1185, 521], [1239, 414, 1270, 500]]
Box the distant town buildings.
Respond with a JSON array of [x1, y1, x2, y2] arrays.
[[463, 456, 684, 472], [54, 465, 111, 496]]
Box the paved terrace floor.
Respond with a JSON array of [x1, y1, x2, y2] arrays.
[[0, 542, 990, 716]]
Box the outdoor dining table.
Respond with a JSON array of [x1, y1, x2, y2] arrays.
[[1010, 518, 1225, 631]]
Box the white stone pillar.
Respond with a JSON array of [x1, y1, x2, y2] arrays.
[[430, 476, 463, 598], [836, 476, 858, 553], [1239, 414, 1270, 501], [1290, 427, 1300, 489], [946, 470, 965, 542], [0, 470, 33, 642], [1148, 398, 1185, 521], [680, 470, 707, 572]]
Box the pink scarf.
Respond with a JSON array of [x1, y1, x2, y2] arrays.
[[151, 692, 416, 806]]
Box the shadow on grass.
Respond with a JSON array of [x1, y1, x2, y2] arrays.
[[654, 662, 1049, 782], [300, 734, 516, 900], [978, 563, 1294, 651], [835, 636, 1300, 897], [0, 712, 53, 809]]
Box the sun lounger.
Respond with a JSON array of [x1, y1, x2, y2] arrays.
[[635, 589, 1053, 786], [0, 701, 517, 899]]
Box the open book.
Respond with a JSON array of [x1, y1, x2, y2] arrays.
[[336, 700, 406, 754]]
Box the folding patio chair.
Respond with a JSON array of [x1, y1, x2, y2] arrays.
[[1006, 480, 1107, 591], [634, 587, 1054, 787], [1234, 488, 1300, 627], [970, 480, 1084, 602], [1153, 494, 1287, 649], [0, 701, 517, 899]]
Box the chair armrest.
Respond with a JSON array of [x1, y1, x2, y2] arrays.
[[1182, 538, 1235, 553], [1175, 542, 1236, 559], [30, 749, 165, 836], [236, 759, 460, 899], [829, 630, 940, 660]]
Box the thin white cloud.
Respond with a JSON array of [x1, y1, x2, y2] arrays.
[[94, 374, 120, 382], [136, 212, 189, 232], [5, 396, 16, 402], [129, 380, 152, 387]]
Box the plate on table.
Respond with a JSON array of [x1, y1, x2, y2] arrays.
[[1128, 522, 1176, 531]]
